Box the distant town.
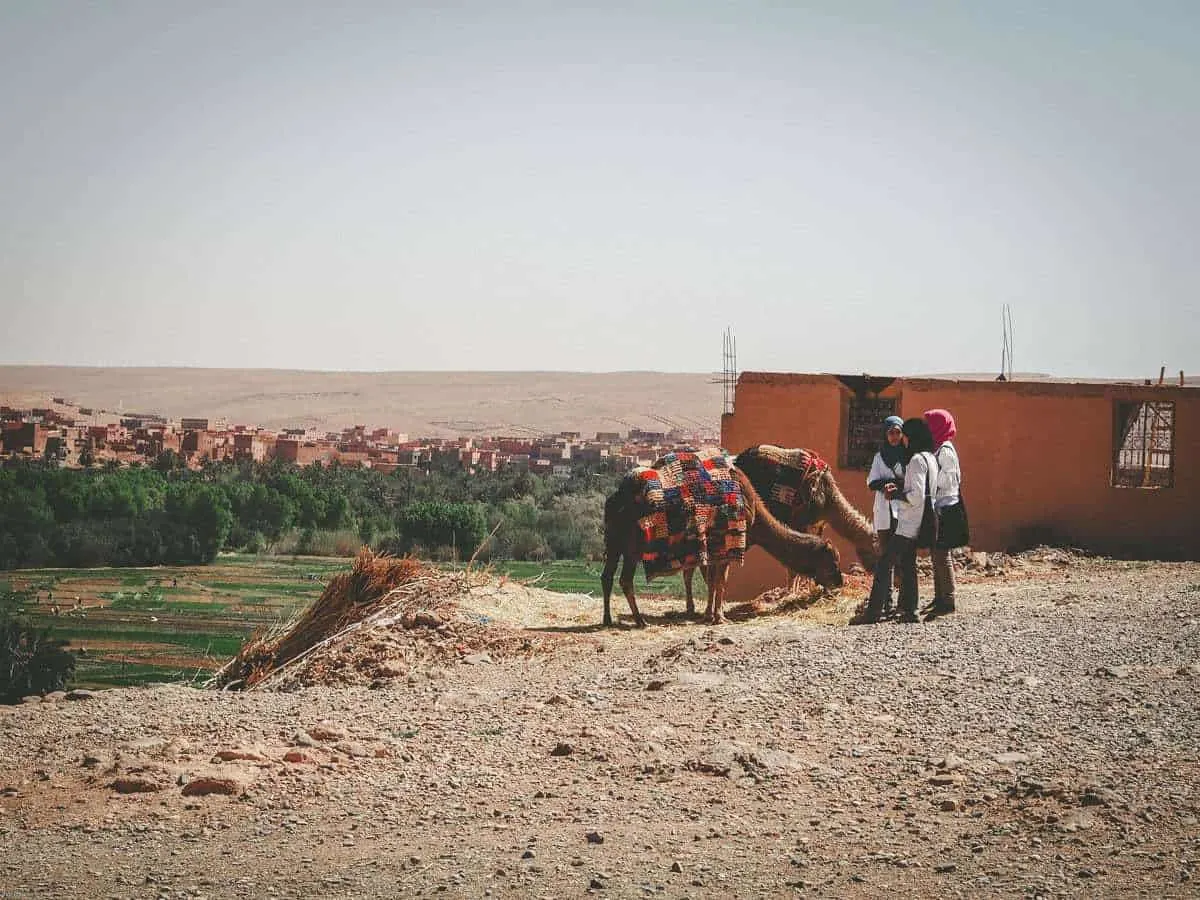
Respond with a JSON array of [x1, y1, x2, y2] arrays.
[[0, 397, 721, 475]]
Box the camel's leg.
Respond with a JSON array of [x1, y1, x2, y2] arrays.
[[708, 564, 731, 625], [683, 567, 695, 615], [702, 565, 716, 623], [619, 550, 646, 627], [600, 549, 618, 627]]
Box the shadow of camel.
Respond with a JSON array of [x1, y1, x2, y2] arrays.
[[528, 608, 705, 634]]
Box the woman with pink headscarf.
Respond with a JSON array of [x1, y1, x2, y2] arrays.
[[923, 408, 965, 620]]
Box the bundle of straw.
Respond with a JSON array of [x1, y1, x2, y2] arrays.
[[211, 549, 429, 690]]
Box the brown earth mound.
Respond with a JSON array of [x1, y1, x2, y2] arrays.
[[210, 549, 566, 691]]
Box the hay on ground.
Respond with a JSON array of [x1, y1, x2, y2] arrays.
[[209, 549, 560, 691]]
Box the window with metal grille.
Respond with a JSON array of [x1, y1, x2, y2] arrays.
[[1112, 401, 1174, 488], [844, 396, 898, 470]]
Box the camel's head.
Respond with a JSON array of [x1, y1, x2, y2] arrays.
[[813, 540, 844, 590], [856, 536, 881, 571]]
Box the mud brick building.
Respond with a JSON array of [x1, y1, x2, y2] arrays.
[[721, 372, 1198, 600]]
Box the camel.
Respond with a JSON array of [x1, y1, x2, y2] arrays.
[[602, 466, 843, 627], [733, 445, 880, 570]]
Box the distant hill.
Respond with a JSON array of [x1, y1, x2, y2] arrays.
[[0, 366, 725, 437]]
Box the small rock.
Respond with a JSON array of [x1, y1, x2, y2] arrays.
[[65, 689, 97, 701], [994, 751, 1029, 766], [670, 861, 683, 873], [521, 850, 535, 860], [544, 694, 572, 705], [463, 652, 492, 665], [589, 877, 605, 889], [283, 751, 316, 764], [43, 691, 67, 702], [19, 696, 42, 704], [413, 611, 443, 629], [181, 776, 245, 797], [645, 680, 669, 692], [335, 742, 371, 758], [305, 725, 346, 743], [551, 742, 574, 757], [213, 749, 267, 763], [1097, 665, 1132, 679], [929, 773, 964, 787], [935, 864, 957, 874], [586, 831, 604, 844], [939, 799, 960, 812], [1079, 786, 1115, 807], [111, 776, 166, 794], [717, 636, 735, 645], [291, 731, 318, 748], [935, 753, 967, 771]]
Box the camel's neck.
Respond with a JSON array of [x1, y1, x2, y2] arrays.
[[822, 474, 878, 560], [748, 504, 816, 569]]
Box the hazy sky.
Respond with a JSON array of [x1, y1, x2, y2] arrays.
[[2, 1, 1197, 377]]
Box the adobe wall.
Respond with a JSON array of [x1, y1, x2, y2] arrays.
[[721, 373, 1200, 601]]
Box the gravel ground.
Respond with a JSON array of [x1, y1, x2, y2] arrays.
[[2, 556, 1198, 899]]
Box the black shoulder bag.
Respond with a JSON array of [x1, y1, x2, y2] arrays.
[[935, 445, 970, 549]]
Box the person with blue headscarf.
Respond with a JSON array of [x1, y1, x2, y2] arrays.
[[866, 415, 905, 612]]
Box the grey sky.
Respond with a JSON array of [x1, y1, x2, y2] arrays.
[[2, 1, 1197, 377]]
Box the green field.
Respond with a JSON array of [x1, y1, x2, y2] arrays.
[[3, 555, 687, 690]]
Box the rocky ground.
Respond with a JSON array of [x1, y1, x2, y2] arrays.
[[2, 554, 1199, 899]]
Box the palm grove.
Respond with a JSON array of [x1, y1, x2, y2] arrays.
[[0, 454, 623, 570]]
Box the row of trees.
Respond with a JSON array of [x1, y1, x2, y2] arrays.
[[0, 456, 623, 569]]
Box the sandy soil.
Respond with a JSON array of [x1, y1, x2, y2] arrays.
[[0, 367, 723, 437], [1, 555, 1199, 898]]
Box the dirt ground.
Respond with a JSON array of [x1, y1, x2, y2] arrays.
[[2, 554, 1199, 899]]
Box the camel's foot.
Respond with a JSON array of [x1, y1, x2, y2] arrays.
[[705, 614, 727, 626], [685, 603, 696, 615], [602, 617, 613, 627], [634, 616, 648, 628]]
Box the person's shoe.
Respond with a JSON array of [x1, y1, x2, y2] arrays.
[[850, 603, 882, 626], [924, 602, 955, 622]]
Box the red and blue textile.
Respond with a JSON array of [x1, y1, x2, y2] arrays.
[[629, 447, 748, 580], [734, 445, 829, 526]]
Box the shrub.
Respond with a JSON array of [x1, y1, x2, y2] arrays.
[[0, 589, 75, 703]]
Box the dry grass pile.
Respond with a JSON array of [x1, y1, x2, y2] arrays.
[[210, 549, 559, 691]]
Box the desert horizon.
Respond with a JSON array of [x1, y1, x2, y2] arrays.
[[0, 365, 727, 437], [5, 364, 1194, 439]]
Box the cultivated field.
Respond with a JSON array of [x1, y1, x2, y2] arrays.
[[3, 556, 685, 688]]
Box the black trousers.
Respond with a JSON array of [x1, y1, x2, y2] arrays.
[[869, 533, 918, 614]]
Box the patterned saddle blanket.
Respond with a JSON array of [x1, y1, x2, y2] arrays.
[[733, 445, 830, 527], [627, 447, 748, 580]]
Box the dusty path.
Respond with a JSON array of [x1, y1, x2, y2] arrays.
[[2, 559, 1199, 898]]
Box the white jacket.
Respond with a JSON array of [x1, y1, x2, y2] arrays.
[[867, 452, 904, 532], [896, 451, 938, 540], [933, 442, 961, 510]]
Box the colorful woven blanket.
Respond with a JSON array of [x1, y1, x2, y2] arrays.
[[734, 445, 830, 527], [628, 448, 748, 580]]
